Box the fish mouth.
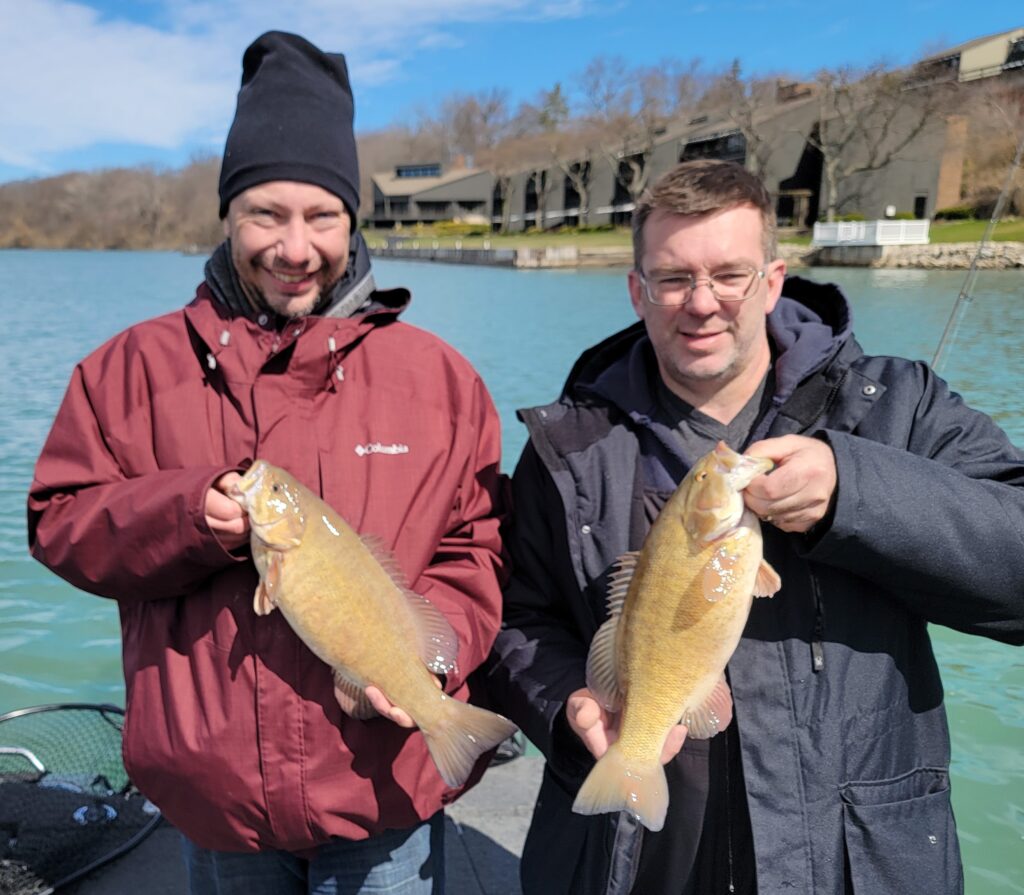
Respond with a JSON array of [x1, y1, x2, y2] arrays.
[[228, 460, 268, 508], [726, 455, 774, 491], [712, 442, 774, 490]]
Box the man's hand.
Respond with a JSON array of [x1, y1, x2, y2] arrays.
[[365, 685, 416, 727], [566, 688, 686, 764], [365, 678, 444, 729], [743, 435, 837, 533], [205, 472, 249, 550]]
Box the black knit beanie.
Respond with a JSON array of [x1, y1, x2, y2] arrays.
[[218, 31, 360, 223]]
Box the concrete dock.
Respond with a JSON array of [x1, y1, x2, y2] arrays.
[[66, 755, 545, 895]]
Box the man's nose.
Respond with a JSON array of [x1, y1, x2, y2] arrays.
[[276, 219, 311, 265], [684, 279, 720, 314]]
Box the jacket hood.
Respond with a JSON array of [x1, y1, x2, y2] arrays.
[[561, 275, 854, 418]]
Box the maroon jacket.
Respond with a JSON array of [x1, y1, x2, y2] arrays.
[[28, 285, 508, 852]]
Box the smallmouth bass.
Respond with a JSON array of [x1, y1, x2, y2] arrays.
[[230, 460, 517, 788], [572, 441, 781, 831]]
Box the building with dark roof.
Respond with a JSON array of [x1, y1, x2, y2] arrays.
[[365, 28, 1022, 233]]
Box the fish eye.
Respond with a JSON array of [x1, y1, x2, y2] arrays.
[[271, 484, 280, 493], [695, 471, 708, 481]]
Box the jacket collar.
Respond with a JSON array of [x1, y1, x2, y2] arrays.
[[183, 284, 410, 390]]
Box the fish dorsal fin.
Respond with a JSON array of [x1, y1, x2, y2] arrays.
[[404, 590, 460, 676], [606, 551, 640, 617], [753, 559, 782, 598], [584, 552, 639, 713], [333, 668, 376, 720], [682, 675, 733, 740], [360, 533, 459, 674], [359, 534, 410, 589]]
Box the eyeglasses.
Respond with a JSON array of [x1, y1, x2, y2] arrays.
[[638, 267, 766, 306]]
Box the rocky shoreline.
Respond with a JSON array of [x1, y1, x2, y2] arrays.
[[780, 241, 1024, 269]]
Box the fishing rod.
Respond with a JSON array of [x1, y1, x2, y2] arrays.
[[932, 129, 1024, 373]]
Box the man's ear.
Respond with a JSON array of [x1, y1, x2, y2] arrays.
[[763, 259, 787, 315], [627, 269, 645, 320]]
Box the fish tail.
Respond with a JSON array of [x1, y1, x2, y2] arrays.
[[423, 699, 519, 789], [572, 746, 668, 832]]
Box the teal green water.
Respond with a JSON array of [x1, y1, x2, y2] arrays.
[[1, 251, 1021, 891]]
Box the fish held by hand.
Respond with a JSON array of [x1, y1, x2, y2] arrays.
[[229, 459, 518, 788], [572, 441, 781, 831]]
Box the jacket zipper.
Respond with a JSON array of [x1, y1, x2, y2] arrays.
[[809, 570, 825, 673]]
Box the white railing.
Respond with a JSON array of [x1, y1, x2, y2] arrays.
[[812, 220, 930, 246]]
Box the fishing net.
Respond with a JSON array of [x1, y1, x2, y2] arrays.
[[0, 704, 161, 895]]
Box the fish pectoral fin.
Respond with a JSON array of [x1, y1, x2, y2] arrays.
[[253, 581, 276, 616], [682, 675, 733, 740], [333, 669, 378, 720], [585, 615, 623, 712], [753, 559, 782, 598], [404, 589, 460, 676]]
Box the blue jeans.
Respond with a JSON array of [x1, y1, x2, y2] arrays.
[[182, 813, 445, 895]]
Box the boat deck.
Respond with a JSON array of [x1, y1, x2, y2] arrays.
[[66, 755, 544, 895]]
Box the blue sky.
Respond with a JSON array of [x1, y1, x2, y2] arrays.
[[0, 0, 1020, 184]]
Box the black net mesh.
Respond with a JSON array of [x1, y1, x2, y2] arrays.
[[0, 704, 161, 894]]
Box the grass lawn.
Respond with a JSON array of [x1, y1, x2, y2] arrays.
[[364, 218, 1024, 251], [928, 218, 1024, 243]]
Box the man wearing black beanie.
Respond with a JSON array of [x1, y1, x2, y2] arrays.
[[208, 31, 374, 322], [29, 30, 510, 895]]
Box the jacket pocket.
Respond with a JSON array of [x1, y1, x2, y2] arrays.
[[840, 767, 963, 894]]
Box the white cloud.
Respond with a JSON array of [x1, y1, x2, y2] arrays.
[[0, 0, 591, 175], [417, 32, 465, 50]]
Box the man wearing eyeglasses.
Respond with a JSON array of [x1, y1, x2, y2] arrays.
[[483, 159, 1024, 894]]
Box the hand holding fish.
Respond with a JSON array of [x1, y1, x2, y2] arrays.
[[567, 688, 689, 764], [743, 435, 837, 533], [205, 472, 250, 550], [229, 460, 518, 788], [365, 678, 444, 728], [571, 442, 781, 831]]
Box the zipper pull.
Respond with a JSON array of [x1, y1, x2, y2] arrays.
[[811, 640, 825, 672]]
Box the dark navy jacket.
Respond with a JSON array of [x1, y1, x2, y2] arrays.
[[483, 277, 1024, 894]]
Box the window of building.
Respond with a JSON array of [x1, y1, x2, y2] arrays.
[[395, 164, 442, 178], [1005, 37, 1024, 70], [417, 201, 449, 216], [680, 132, 747, 165]]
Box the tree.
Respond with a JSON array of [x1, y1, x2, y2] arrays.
[[578, 56, 673, 207], [516, 85, 574, 228], [714, 60, 786, 180], [808, 64, 943, 221], [961, 75, 1024, 215]]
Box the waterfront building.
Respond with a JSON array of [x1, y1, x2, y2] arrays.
[[365, 28, 1023, 233]]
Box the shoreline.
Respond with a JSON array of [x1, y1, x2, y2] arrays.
[[369, 241, 1024, 271], [3, 242, 1022, 271]]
